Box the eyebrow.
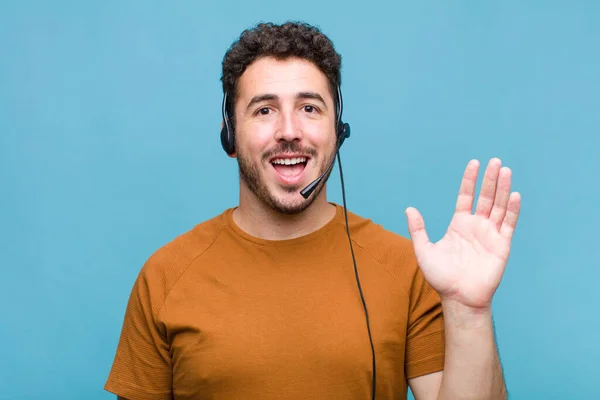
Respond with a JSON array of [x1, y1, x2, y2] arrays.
[[246, 92, 328, 111]]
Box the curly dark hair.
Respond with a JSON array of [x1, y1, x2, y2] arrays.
[[221, 21, 342, 109]]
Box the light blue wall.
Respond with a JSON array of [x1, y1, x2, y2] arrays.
[[1, 1, 598, 399]]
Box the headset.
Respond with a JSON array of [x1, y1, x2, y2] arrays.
[[220, 86, 377, 400]]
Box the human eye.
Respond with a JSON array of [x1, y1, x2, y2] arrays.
[[302, 105, 319, 113], [255, 107, 271, 116]]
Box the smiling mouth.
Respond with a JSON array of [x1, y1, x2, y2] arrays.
[[270, 156, 309, 182]]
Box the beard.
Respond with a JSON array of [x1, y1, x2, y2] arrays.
[[236, 141, 335, 215]]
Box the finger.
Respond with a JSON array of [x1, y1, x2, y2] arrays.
[[475, 158, 502, 218], [405, 207, 431, 257], [489, 167, 512, 230], [405, 207, 431, 254], [454, 159, 480, 214], [500, 192, 521, 240]]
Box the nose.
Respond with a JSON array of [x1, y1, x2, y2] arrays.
[[274, 109, 302, 143]]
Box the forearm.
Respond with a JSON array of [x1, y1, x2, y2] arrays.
[[437, 300, 507, 400]]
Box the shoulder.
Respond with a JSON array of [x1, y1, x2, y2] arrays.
[[146, 211, 227, 270], [130, 210, 229, 312], [342, 206, 420, 284]]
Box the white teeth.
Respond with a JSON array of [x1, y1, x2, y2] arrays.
[[272, 157, 307, 165]]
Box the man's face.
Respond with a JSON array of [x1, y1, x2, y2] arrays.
[[232, 56, 337, 215]]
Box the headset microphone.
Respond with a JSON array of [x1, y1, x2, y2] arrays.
[[299, 140, 342, 199]]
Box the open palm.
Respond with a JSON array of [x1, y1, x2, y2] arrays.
[[406, 158, 521, 309]]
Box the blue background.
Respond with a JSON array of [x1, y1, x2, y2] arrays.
[[1, 1, 598, 399]]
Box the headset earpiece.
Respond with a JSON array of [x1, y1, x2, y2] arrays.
[[337, 121, 351, 147], [220, 123, 234, 155], [334, 85, 350, 149], [220, 92, 236, 155]]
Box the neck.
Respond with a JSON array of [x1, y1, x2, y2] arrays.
[[233, 185, 337, 241]]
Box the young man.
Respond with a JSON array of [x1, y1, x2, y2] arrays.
[[105, 22, 521, 400]]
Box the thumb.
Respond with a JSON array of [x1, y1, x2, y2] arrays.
[[405, 207, 431, 252]]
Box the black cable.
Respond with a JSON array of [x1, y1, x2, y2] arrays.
[[337, 151, 376, 400]]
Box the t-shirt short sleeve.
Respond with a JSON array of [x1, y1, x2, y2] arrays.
[[104, 266, 173, 400], [405, 265, 445, 379]]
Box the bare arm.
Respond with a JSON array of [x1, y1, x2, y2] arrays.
[[437, 301, 506, 399], [409, 301, 507, 400], [409, 371, 443, 400]]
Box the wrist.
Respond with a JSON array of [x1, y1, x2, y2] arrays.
[[441, 298, 494, 330]]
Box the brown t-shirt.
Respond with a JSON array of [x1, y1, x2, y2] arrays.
[[104, 203, 445, 399]]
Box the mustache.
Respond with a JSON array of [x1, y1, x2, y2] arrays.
[[262, 142, 318, 161]]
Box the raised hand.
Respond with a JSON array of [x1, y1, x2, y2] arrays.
[[405, 158, 521, 310]]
